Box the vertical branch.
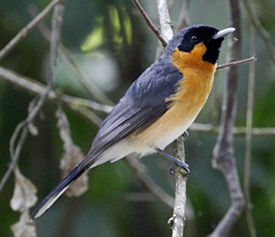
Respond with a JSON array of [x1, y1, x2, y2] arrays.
[[156, 0, 173, 41], [7, 5, 65, 230], [132, 0, 167, 47], [48, 4, 64, 89], [176, 0, 191, 31], [0, 0, 65, 203], [244, 26, 257, 237], [210, 0, 245, 236], [242, 0, 275, 64], [28, 4, 114, 105], [156, 1, 188, 236], [0, 123, 28, 193], [168, 136, 188, 237]]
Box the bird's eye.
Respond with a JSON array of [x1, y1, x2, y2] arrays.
[[190, 35, 198, 43]]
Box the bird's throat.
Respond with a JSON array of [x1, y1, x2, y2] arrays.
[[170, 44, 217, 114]]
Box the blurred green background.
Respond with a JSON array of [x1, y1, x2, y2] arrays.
[[0, 0, 275, 236]]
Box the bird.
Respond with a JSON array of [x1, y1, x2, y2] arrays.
[[31, 24, 235, 219]]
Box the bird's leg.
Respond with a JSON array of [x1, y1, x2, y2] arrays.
[[182, 130, 189, 141], [168, 163, 177, 175], [168, 132, 189, 175], [155, 147, 190, 174]]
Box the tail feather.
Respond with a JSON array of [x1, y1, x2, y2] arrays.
[[30, 164, 88, 220]]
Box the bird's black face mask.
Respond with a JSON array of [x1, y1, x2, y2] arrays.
[[177, 25, 226, 64], [203, 37, 224, 64]]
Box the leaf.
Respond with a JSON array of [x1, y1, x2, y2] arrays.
[[60, 145, 89, 197], [56, 107, 89, 197], [27, 123, 39, 136], [11, 211, 36, 237], [10, 166, 38, 212]]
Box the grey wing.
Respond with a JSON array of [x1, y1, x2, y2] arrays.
[[86, 59, 183, 163], [30, 56, 183, 220]]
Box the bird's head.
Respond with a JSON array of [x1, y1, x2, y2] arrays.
[[164, 25, 235, 65]]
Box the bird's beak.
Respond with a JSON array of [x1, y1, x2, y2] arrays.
[[213, 27, 235, 39]]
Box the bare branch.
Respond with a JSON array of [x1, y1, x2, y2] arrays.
[[217, 55, 257, 70], [27, 5, 174, 207], [210, 0, 245, 236], [132, 0, 167, 47], [168, 136, 188, 237], [176, 0, 191, 31], [58, 45, 114, 105], [155, 1, 188, 236], [0, 123, 28, 193], [0, 66, 112, 116], [126, 156, 174, 208], [0, 3, 65, 196], [3, 65, 275, 138], [0, 19, 176, 213], [0, 0, 64, 61], [190, 123, 275, 137], [48, 3, 64, 89], [242, 0, 275, 64], [28, 4, 114, 106], [244, 26, 257, 237], [156, 0, 173, 42], [0, 86, 51, 193]]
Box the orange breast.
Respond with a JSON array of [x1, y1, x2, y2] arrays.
[[170, 44, 217, 118], [130, 44, 217, 151]]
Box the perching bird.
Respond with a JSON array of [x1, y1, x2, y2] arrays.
[[31, 24, 235, 219]]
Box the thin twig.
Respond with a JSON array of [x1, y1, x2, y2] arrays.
[[216, 55, 257, 129], [0, 3, 65, 194], [217, 55, 257, 70], [244, 26, 257, 237], [27, 5, 171, 207], [2, 66, 275, 138], [0, 40, 175, 213], [28, 4, 114, 106], [126, 156, 174, 208], [0, 124, 28, 193], [242, 0, 275, 64], [176, 0, 191, 31], [59, 45, 114, 105], [132, 0, 167, 47], [190, 123, 275, 137], [48, 4, 64, 89], [0, 66, 112, 113], [0, 0, 64, 61], [210, 0, 245, 236], [0, 90, 50, 193]]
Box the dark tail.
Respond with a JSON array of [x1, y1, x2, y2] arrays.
[[30, 164, 88, 220]]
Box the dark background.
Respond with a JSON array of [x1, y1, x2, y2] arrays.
[[0, 0, 275, 236]]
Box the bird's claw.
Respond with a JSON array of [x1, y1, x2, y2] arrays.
[[168, 161, 190, 176]]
